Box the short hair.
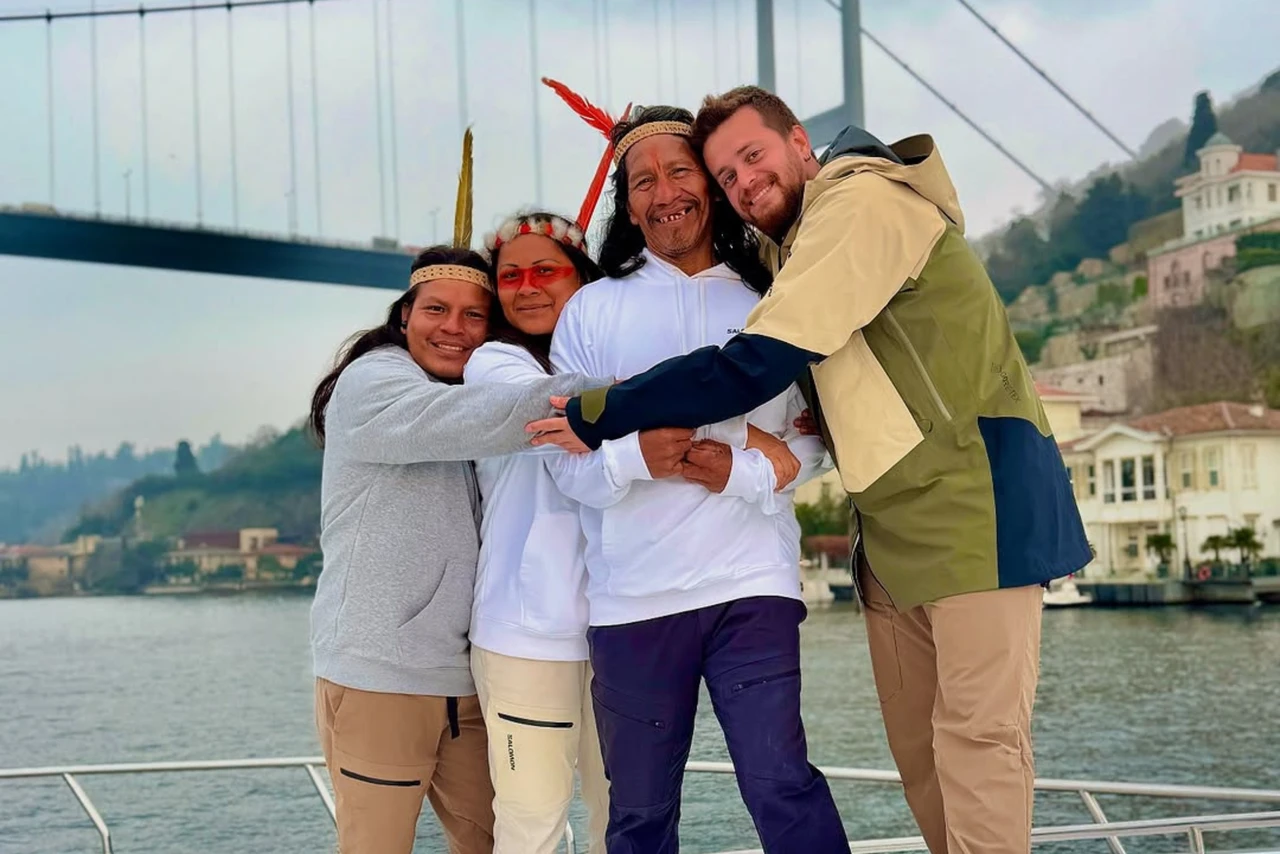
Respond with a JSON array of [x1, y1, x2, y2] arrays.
[[690, 85, 804, 152]]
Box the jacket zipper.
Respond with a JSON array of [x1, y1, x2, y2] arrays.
[[883, 309, 951, 422]]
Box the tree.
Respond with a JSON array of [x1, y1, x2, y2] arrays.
[[1146, 533, 1175, 566], [1184, 91, 1218, 168], [174, 441, 200, 478], [1071, 174, 1149, 258], [1229, 527, 1263, 566], [794, 483, 848, 539], [1201, 534, 1230, 564]]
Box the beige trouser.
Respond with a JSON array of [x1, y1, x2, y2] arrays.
[[859, 561, 1043, 854], [315, 678, 495, 854], [471, 647, 610, 854]]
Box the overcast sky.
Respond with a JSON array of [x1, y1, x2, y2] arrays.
[[1, 0, 1278, 468]]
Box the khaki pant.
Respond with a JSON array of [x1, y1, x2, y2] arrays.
[[859, 562, 1042, 854], [471, 647, 610, 854], [315, 678, 495, 854]]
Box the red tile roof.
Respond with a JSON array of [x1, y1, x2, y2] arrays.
[[1231, 152, 1278, 173], [1127, 401, 1280, 437], [181, 531, 241, 550]]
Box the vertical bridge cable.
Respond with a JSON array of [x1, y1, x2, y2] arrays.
[[528, 0, 543, 206], [711, 0, 721, 92], [794, 0, 803, 115], [668, 0, 678, 105], [454, 0, 468, 129], [734, 0, 743, 83], [591, 0, 602, 102], [371, 0, 387, 237], [385, 0, 400, 241], [91, 0, 100, 215], [601, 0, 612, 106], [139, 7, 151, 219], [46, 10, 55, 206], [226, 3, 238, 227], [285, 1, 298, 234], [652, 0, 661, 101], [309, 0, 322, 236], [191, 0, 203, 225]]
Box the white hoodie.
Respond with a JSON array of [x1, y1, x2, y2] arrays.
[[549, 251, 831, 627]]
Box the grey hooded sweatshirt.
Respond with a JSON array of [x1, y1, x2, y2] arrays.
[[310, 345, 599, 697]]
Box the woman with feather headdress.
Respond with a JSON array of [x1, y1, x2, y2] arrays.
[[459, 80, 622, 854]]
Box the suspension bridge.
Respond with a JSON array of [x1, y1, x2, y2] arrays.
[[0, 0, 1131, 290]]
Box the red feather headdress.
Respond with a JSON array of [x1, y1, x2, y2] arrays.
[[541, 77, 631, 232]]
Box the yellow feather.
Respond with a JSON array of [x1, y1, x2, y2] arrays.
[[453, 127, 473, 248]]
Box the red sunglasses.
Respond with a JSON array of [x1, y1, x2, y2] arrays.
[[495, 264, 576, 290]]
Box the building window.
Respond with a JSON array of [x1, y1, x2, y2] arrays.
[[1241, 444, 1257, 489], [1121, 458, 1137, 502], [1270, 184, 1277, 202], [1087, 464, 1097, 498], [1103, 460, 1116, 504], [1180, 451, 1195, 490], [1195, 195, 1203, 210], [1205, 447, 1222, 488], [1141, 455, 1157, 501], [1227, 184, 1240, 203]]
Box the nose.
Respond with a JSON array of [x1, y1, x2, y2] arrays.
[[439, 309, 466, 335], [517, 278, 542, 297], [653, 172, 680, 207]]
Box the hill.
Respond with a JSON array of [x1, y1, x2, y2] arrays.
[[982, 70, 1280, 303], [0, 437, 235, 545], [65, 426, 322, 544]]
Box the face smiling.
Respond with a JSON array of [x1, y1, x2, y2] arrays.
[[401, 277, 491, 379], [623, 133, 714, 268], [493, 233, 583, 336], [701, 105, 812, 243]]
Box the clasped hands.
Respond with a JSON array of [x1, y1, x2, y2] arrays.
[[528, 399, 821, 494]]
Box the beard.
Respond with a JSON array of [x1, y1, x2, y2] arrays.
[[746, 152, 808, 244]]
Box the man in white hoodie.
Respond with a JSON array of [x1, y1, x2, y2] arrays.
[[545, 106, 850, 854]]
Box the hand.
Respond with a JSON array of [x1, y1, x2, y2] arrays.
[[527, 398, 591, 454], [745, 424, 801, 491], [794, 409, 820, 436], [638, 427, 695, 478], [680, 440, 733, 494]]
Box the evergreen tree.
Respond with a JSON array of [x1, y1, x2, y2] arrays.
[[1184, 91, 1218, 167], [174, 441, 200, 477]]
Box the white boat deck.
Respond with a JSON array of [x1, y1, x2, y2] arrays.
[[4, 757, 1279, 853]]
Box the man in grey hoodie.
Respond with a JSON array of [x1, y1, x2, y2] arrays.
[[308, 246, 599, 854]]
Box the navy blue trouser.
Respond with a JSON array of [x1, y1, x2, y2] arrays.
[[586, 595, 850, 854]]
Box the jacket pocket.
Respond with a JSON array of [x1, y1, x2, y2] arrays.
[[396, 560, 473, 668], [813, 331, 923, 494], [518, 510, 589, 636], [883, 308, 952, 423]]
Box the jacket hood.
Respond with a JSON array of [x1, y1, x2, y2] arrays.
[[810, 128, 965, 233]]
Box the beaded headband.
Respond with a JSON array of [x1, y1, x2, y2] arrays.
[[612, 120, 693, 165], [483, 213, 587, 262], [409, 264, 493, 293]]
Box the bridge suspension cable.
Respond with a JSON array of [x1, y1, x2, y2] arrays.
[[386, 0, 400, 240], [528, 0, 544, 205], [953, 0, 1136, 159], [45, 15, 54, 206], [818, 0, 1054, 195], [370, 0, 387, 237], [309, 0, 322, 235]]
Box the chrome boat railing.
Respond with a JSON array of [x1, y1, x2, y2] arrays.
[[3, 757, 1279, 854]]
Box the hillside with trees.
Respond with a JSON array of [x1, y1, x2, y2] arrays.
[[64, 425, 322, 544], [983, 72, 1280, 304], [0, 437, 235, 545]]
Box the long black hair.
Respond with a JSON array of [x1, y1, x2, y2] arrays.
[[597, 105, 772, 296], [308, 245, 492, 445], [485, 212, 604, 374]]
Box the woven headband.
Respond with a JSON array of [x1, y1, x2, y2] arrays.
[[409, 264, 493, 293], [613, 121, 693, 165]]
